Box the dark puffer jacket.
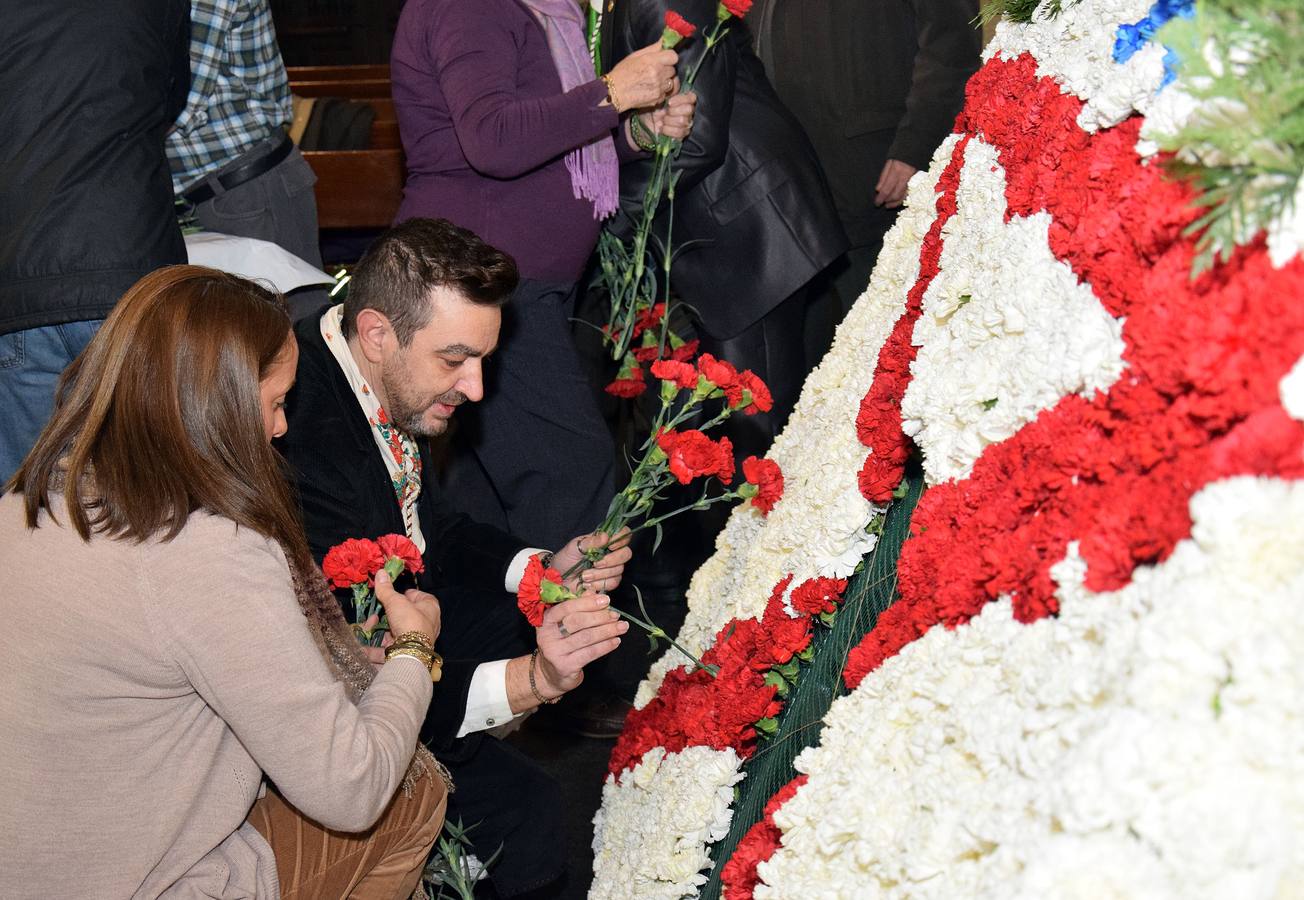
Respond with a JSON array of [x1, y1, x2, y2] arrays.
[[0, 0, 190, 335]]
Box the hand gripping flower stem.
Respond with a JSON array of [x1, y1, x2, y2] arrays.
[[600, 4, 744, 361]]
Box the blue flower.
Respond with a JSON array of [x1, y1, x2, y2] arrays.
[[1112, 0, 1196, 65]]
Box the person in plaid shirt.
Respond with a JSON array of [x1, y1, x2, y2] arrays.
[[168, 0, 323, 269]]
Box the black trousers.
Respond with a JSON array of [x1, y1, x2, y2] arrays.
[[434, 585, 561, 897], [440, 278, 616, 550]]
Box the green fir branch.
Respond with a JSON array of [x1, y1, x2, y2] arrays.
[[1152, 0, 1304, 273]]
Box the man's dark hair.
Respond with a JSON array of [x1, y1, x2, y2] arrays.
[[342, 217, 518, 345]]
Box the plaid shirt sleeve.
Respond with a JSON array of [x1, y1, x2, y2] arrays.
[[167, 0, 292, 193]]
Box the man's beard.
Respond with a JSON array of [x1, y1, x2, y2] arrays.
[[380, 358, 467, 437]]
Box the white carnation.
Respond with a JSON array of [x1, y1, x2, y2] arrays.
[[760, 477, 1304, 899], [591, 746, 745, 899], [900, 138, 1125, 484]]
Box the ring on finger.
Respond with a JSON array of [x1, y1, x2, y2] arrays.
[[558, 618, 570, 639]]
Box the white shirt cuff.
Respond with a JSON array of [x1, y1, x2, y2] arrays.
[[456, 659, 517, 738], [505, 547, 549, 593]]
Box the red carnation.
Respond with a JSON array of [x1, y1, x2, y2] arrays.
[[656, 428, 735, 485], [720, 0, 753, 19], [605, 361, 647, 398], [322, 538, 385, 589], [631, 302, 666, 338], [662, 10, 696, 45], [736, 369, 773, 415], [668, 338, 699, 362], [650, 358, 699, 390], [516, 553, 573, 627], [697, 353, 739, 392], [719, 774, 806, 900], [789, 576, 848, 616], [517, 554, 547, 627], [376, 533, 424, 576], [740, 456, 783, 515]]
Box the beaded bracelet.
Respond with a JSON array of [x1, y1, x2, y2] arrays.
[[529, 648, 560, 705], [629, 114, 658, 153]]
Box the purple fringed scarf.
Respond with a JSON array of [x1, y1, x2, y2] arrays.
[[519, 0, 620, 219]]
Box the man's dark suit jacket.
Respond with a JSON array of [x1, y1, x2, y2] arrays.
[[277, 310, 529, 750], [601, 0, 848, 340], [753, 0, 982, 246]]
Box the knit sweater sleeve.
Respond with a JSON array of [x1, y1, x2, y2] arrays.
[[425, 0, 619, 178], [142, 517, 433, 833]]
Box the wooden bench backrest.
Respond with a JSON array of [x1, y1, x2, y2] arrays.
[[288, 65, 405, 229]]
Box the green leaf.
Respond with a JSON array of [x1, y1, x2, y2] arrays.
[[981, 397, 999, 411], [753, 716, 779, 736], [763, 671, 790, 697]]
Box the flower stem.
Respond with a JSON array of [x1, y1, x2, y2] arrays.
[[611, 605, 717, 676]]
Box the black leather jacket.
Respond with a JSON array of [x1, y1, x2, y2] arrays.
[[600, 0, 848, 339], [0, 0, 190, 335]]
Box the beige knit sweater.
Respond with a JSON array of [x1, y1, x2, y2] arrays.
[[0, 493, 433, 899]]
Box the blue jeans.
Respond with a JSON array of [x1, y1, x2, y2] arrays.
[[0, 320, 102, 486]]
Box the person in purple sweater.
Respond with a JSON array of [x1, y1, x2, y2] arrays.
[[391, 0, 695, 560]]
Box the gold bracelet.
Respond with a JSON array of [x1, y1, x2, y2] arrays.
[[388, 637, 435, 654], [386, 646, 444, 683], [390, 631, 434, 652], [529, 648, 560, 705], [600, 74, 623, 113]]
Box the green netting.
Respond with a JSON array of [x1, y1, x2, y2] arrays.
[[698, 468, 925, 899]]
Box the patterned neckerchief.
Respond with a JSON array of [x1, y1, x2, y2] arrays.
[[320, 305, 426, 553]]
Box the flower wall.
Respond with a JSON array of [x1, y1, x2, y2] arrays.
[[590, 0, 1304, 896]]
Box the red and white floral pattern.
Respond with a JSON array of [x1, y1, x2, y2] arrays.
[[592, 1, 1304, 895]]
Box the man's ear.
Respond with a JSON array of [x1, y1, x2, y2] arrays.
[[353, 308, 391, 364]]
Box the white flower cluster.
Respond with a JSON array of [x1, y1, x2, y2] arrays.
[[590, 746, 744, 900], [900, 137, 1126, 485], [631, 134, 964, 709], [757, 476, 1304, 899], [985, 0, 1170, 132]]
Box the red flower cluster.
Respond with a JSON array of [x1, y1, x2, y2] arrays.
[[789, 576, 848, 616], [718, 774, 807, 900], [517, 553, 567, 627], [322, 534, 423, 588], [608, 574, 813, 776], [656, 428, 735, 485], [856, 137, 968, 504], [741, 455, 784, 515], [844, 54, 1304, 689]]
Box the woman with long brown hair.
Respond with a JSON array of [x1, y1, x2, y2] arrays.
[[0, 266, 448, 899]]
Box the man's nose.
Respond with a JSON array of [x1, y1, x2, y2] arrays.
[[459, 363, 485, 403]]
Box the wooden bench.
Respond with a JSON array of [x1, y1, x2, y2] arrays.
[[288, 65, 405, 229]]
